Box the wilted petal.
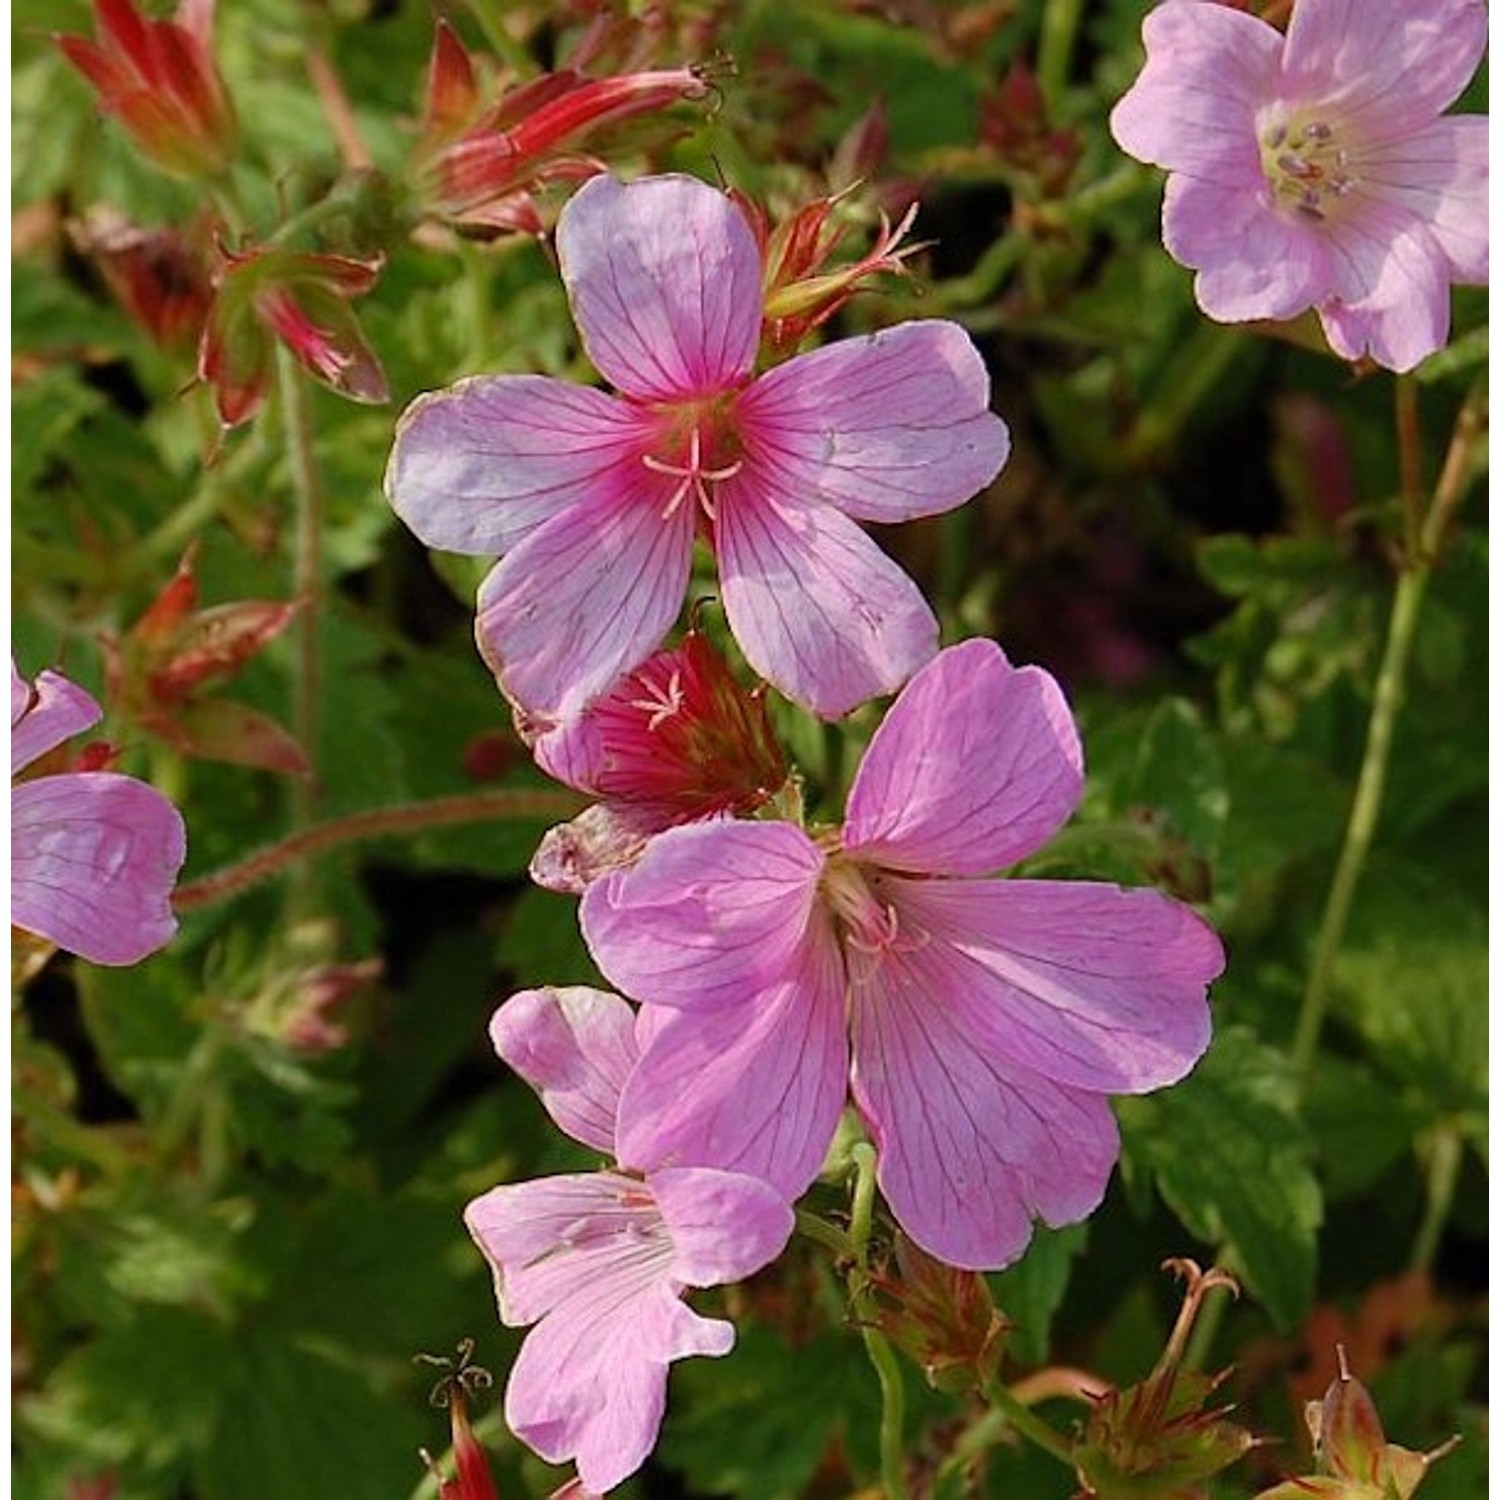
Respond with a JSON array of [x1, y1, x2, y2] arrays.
[[842, 640, 1082, 876], [850, 943, 1122, 1271], [1282, 0, 1489, 135], [740, 321, 1010, 524], [1164, 174, 1331, 323], [716, 478, 938, 718], [616, 931, 848, 1196], [888, 877, 1220, 1094], [12, 772, 186, 965], [583, 820, 824, 1010], [558, 174, 761, 401], [530, 801, 661, 895], [1108, 1, 1280, 182], [474, 476, 693, 723], [490, 986, 640, 1154], [12, 665, 102, 775], [385, 376, 647, 556]]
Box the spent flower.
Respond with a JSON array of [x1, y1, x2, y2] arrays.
[[582, 640, 1224, 1270], [1110, 0, 1489, 371], [12, 657, 186, 967], [386, 172, 1010, 723]]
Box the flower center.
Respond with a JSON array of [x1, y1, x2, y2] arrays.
[[1258, 114, 1357, 222], [820, 856, 928, 976], [642, 397, 745, 522]]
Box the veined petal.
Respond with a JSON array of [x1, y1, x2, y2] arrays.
[[12, 773, 186, 965], [616, 931, 848, 1196], [384, 375, 646, 556], [849, 945, 1121, 1271], [475, 474, 693, 723], [1109, 1, 1280, 183], [557, 174, 761, 401], [1164, 174, 1331, 322], [582, 820, 825, 1010], [716, 479, 938, 719], [888, 877, 1220, 1093], [740, 321, 1010, 523], [1318, 200, 1452, 371], [506, 1279, 729, 1495], [11, 666, 102, 775], [1355, 117, 1489, 285], [652, 1166, 797, 1287], [1282, 0, 1489, 136], [843, 640, 1081, 875], [489, 986, 640, 1154]]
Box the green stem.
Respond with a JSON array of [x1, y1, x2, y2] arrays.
[[1290, 395, 1484, 1088], [795, 1209, 857, 1261], [1409, 1126, 1462, 1274], [173, 787, 585, 910], [1124, 323, 1245, 466], [981, 1375, 1075, 1466], [1036, 0, 1085, 112]]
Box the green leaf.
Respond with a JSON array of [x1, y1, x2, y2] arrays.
[[988, 1222, 1088, 1366], [1118, 697, 1228, 859], [1118, 1027, 1322, 1329]]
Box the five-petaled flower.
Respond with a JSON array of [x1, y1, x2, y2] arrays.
[[581, 640, 1224, 1271], [385, 172, 1011, 724], [1110, 0, 1489, 372], [56, 0, 239, 180], [12, 657, 186, 967], [466, 986, 794, 1494]]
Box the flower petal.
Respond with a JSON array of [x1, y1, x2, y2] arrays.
[[653, 1165, 796, 1287], [557, 174, 761, 401], [739, 321, 1010, 523], [530, 801, 663, 895], [1356, 116, 1489, 285], [887, 877, 1221, 1093], [842, 639, 1081, 875], [716, 479, 939, 718], [489, 986, 640, 1154], [475, 474, 693, 723], [384, 375, 646, 556], [1318, 201, 1452, 371], [849, 946, 1121, 1270], [12, 773, 186, 965], [582, 820, 824, 1010], [1109, 1, 1280, 183], [1282, 0, 1489, 136], [616, 934, 848, 1197], [1163, 173, 1331, 323], [11, 665, 102, 775]]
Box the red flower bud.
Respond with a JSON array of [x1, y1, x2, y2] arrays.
[[71, 209, 214, 349]]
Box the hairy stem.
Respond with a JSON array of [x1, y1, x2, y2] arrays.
[[173, 788, 585, 911], [981, 1374, 1076, 1466], [1410, 1125, 1463, 1275], [1037, 0, 1085, 112]]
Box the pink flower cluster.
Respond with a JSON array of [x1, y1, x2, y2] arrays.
[[385, 173, 1227, 1490]]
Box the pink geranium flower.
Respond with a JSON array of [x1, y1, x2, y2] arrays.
[[1110, 0, 1489, 372], [12, 658, 186, 966], [466, 986, 793, 1494], [385, 172, 1010, 723], [581, 640, 1225, 1271]]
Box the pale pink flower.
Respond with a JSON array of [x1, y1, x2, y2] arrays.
[[385, 172, 1010, 723], [525, 629, 787, 893], [466, 986, 793, 1493], [581, 640, 1224, 1271], [1110, 0, 1488, 372], [11, 658, 186, 965]]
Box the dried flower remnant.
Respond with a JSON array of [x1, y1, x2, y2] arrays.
[[55, 0, 239, 179], [583, 641, 1224, 1271], [416, 1339, 501, 1500], [198, 244, 389, 428], [411, 19, 713, 236], [11, 656, 186, 968], [526, 629, 789, 892], [1110, 0, 1489, 371], [386, 173, 1010, 722], [101, 545, 308, 775], [467, 986, 794, 1493]]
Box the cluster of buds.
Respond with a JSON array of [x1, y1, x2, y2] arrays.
[[735, 185, 925, 356], [101, 544, 307, 775], [411, 19, 715, 236], [56, 0, 238, 179]]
